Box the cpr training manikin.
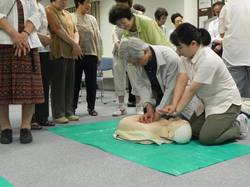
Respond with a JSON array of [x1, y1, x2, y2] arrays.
[[113, 115, 192, 145]]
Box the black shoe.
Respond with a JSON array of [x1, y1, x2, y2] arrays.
[[1, 129, 13, 144], [20, 128, 33, 144]]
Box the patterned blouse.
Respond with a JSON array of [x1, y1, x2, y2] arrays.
[[71, 13, 103, 61], [75, 14, 96, 56], [45, 5, 77, 60]]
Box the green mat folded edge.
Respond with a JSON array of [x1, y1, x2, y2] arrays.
[[0, 176, 14, 187], [48, 119, 250, 176]]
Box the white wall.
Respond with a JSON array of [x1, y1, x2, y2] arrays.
[[40, 0, 197, 58], [184, 0, 198, 27]]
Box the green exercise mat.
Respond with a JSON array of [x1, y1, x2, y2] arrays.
[[48, 120, 250, 176], [0, 176, 13, 187]]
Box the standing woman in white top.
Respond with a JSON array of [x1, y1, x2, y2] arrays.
[[159, 23, 249, 145], [31, 0, 55, 128], [168, 13, 183, 53], [0, 0, 44, 144]]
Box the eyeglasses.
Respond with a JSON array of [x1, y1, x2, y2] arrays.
[[116, 18, 127, 28], [175, 19, 183, 24]]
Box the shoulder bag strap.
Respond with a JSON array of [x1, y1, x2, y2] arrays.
[[6, 0, 17, 18]]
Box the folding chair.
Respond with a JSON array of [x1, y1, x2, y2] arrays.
[[81, 57, 116, 104]]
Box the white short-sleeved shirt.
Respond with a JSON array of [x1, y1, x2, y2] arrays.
[[168, 28, 176, 51], [161, 25, 167, 36], [37, 3, 50, 52], [208, 17, 223, 44], [179, 45, 242, 118], [218, 0, 250, 66]]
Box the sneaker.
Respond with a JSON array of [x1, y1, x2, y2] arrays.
[[20, 128, 33, 144], [1, 129, 13, 144], [112, 104, 127, 116], [236, 114, 250, 139], [66, 115, 79, 121], [135, 103, 144, 115], [53, 117, 69, 124]]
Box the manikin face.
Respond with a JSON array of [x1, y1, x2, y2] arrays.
[[156, 15, 167, 26], [176, 41, 197, 58], [116, 17, 134, 31], [53, 0, 69, 11], [214, 4, 224, 18], [174, 16, 183, 27], [78, 0, 92, 14]]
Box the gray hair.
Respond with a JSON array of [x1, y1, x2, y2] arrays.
[[118, 37, 150, 62]]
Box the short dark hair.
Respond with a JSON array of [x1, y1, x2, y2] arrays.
[[109, 4, 134, 25], [133, 4, 146, 13], [212, 1, 225, 11], [154, 8, 168, 21], [74, 0, 86, 8], [115, 0, 133, 7], [171, 13, 183, 24], [50, 0, 54, 2], [170, 23, 211, 47]]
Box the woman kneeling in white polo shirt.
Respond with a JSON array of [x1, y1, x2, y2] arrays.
[[158, 23, 249, 145]]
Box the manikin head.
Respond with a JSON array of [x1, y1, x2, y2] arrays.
[[116, 115, 192, 144]]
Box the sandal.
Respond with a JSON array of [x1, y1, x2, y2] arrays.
[[30, 123, 43, 130], [39, 120, 55, 126], [87, 109, 98, 116]]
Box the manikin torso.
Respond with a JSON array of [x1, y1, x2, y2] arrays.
[[114, 115, 192, 145]]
